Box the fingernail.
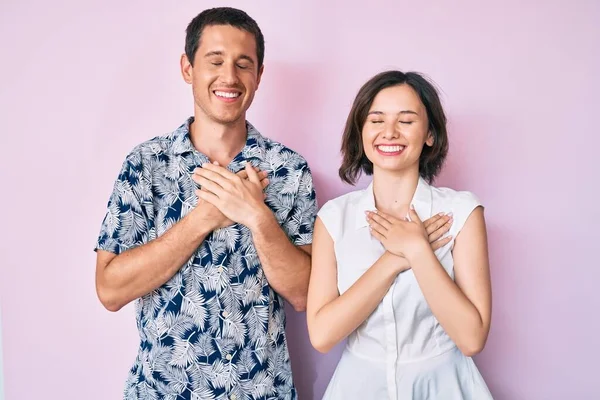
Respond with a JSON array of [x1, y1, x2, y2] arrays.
[[446, 212, 453, 217]]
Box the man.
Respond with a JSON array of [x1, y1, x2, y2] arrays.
[[94, 7, 453, 400], [95, 7, 315, 399]]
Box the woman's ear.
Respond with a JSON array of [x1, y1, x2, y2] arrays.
[[425, 131, 435, 147]]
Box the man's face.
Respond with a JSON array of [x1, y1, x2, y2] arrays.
[[181, 24, 263, 125]]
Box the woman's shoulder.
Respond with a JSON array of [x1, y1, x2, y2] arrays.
[[316, 187, 369, 241], [320, 188, 367, 213], [429, 183, 483, 235], [430, 184, 482, 210]]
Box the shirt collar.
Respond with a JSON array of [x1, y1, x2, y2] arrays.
[[170, 117, 266, 169], [171, 117, 196, 155], [355, 176, 433, 229]]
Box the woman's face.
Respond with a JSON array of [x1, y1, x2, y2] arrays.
[[362, 84, 433, 175]]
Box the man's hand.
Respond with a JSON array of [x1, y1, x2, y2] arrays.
[[192, 162, 269, 230], [192, 162, 271, 229]]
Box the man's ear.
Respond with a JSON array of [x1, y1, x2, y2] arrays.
[[180, 53, 193, 84], [256, 64, 265, 89]]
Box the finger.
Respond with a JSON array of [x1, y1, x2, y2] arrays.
[[375, 209, 400, 224], [245, 162, 260, 184], [201, 162, 237, 180], [428, 216, 453, 242], [191, 170, 206, 186], [366, 211, 392, 230], [194, 175, 225, 197], [195, 167, 232, 189], [237, 169, 267, 181], [260, 177, 270, 189], [408, 206, 422, 224], [369, 226, 386, 241], [430, 235, 453, 251], [367, 217, 389, 236], [423, 213, 444, 229], [428, 223, 448, 242], [426, 214, 450, 235], [195, 188, 220, 205]]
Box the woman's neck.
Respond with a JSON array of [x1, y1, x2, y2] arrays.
[[372, 167, 420, 218]]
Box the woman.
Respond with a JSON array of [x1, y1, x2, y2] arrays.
[[307, 70, 493, 399]]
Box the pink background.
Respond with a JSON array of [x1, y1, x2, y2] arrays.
[[1, 1, 598, 399]]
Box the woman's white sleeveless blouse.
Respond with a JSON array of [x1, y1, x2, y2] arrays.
[[318, 178, 493, 400]]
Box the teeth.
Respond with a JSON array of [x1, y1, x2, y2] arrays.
[[215, 91, 240, 98], [378, 145, 404, 153]]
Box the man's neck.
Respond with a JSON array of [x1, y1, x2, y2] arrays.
[[189, 113, 248, 166]]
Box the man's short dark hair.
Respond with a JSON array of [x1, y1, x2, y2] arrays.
[[185, 7, 265, 69], [339, 70, 449, 185]]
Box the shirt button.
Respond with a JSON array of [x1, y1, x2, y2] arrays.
[[226, 354, 233, 361], [218, 267, 224, 273], [222, 311, 229, 318], [230, 395, 237, 400]]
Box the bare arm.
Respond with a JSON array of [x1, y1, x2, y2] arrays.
[[306, 217, 408, 353], [306, 212, 454, 353], [406, 207, 492, 356], [249, 208, 312, 311], [95, 208, 214, 312], [194, 162, 318, 312], [96, 167, 267, 312]]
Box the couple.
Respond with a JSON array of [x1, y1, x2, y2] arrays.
[[94, 7, 493, 400]]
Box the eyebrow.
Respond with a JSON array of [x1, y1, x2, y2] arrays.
[[204, 51, 255, 64], [368, 110, 419, 116]]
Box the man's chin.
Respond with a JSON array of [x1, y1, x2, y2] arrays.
[[212, 113, 244, 125]]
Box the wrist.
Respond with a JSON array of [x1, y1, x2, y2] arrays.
[[405, 239, 433, 265], [246, 204, 274, 232], [189, 207, 217, 236], [381, 251, 410, 275]]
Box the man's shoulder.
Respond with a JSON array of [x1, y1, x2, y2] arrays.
[[258, 135, 311, 171], [122, 125, 190, 166]]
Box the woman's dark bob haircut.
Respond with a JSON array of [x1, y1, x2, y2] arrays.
[[339, 70, 449, 185]]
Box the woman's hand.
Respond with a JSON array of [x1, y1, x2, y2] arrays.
[[366, 206, 432, 261]]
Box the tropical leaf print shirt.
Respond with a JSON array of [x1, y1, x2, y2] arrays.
[[95, 117, 317, 400]]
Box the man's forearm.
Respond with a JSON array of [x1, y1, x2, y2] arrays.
[[97, 210, 211, 311], [250, 207, 312, 312]]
